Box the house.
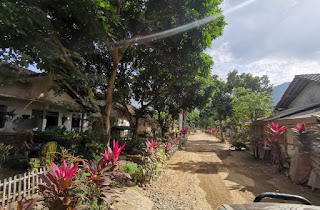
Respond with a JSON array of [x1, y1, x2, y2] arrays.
[[0, 66, 91, 133], [254, 74, 320, 157], [92, 102, 156, 139], [110, 103, 155, 137]]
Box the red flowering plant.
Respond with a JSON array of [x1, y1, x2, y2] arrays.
[[145, 139, 158, 156], [180, 129, 188, 135], [291, 123, 314, 151], [80, 140, 129, 205], [101, 140, 126, 166], [164, 142, 173, 157], [267, 122, 288, 136], [39, 160, 81, 209], [267, 122, 288, 171]]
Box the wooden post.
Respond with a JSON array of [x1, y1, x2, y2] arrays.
[[32, 171, 35, 194], [13, 175, 17, 201], [23, 173, 26, 198], [8, 177, 12, 203], [27, 171, 31, 195], [2, 178, 7, 206], [36, 169, 39, 192], [18, 174, 22, 199]]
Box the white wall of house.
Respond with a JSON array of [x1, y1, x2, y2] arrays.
[[0, 77, 89, 133], [289, 81, 320, 108], [0, 98, 88, 132]]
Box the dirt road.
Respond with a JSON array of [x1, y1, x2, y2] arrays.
[[115, 131, 320, 210]]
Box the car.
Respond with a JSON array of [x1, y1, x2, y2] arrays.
[[217, 192, 320, 210]]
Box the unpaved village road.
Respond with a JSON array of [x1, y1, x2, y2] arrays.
[[115, 131, 320, 210]]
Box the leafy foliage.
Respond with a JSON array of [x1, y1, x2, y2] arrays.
[[0, 143, 13, 167], [232, 88, 273, 128], [39, 160, 80, 209]]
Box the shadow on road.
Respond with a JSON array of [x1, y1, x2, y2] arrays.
[[168, 160, 224, 174], [184, 140, 229, 152]]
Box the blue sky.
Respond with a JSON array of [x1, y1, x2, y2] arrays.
[[206, 0, 320, 85]]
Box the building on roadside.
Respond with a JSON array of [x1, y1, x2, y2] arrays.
[[0, 66, 92, 133], [254, 74, 320, 157]]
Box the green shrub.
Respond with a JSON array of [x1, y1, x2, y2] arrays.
[[117, 138, 146, 155], [35, 127, 81, 149], [0, 143, 13, 167], [77, 130, 104, 159], [231, 139, 248, 150], [41, 141, 57, 164], [120, 161, 138, 175]]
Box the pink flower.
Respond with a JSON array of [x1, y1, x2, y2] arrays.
[[145, 139, 157, 155], [47, 160, 78, 191], [146, 139, 157, 149], [101, 140, 125, 165], [180, 129, 188, 134], [296, 123, 306, 132], [268, 122, 288, 135]]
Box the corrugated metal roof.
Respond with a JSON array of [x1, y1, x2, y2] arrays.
[[261, 102, 320, 122], [276, 74, 320, 109], [298, 74, 320, 82]]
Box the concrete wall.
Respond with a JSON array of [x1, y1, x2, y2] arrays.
[[289, 81, 320, 108]]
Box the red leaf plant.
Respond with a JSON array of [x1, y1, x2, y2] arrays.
[[291, 123, 313, 150], [0, 197, 39, 210], [296, 123, 306, 132], [174, 137, 183, 145], [180, 129, 188, 134], [164, 142, 173, 153], [86, 143, 130, 204], [268, 122, 288, 136], [39, 160, 80, 209], [267, 122, 288, 171], [101, 140, 126, 166], [145, 139, 157, 156], [85, 159, 117, 204]]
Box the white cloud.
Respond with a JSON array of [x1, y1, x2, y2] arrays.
[[207, 0, 320, 86]]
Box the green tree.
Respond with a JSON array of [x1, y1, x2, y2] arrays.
[[1, 0, 226, 144], [208, 78, 232, 141], [227, 70, 273, 94], [231, 87, 273, 135]]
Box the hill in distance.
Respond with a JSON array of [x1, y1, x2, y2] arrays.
[[272, 82, 290, 106]]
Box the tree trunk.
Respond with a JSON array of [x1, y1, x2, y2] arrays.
[[101, 48, 122, 145], [158, 111, 163, 141], [219, 115, 224, 142]]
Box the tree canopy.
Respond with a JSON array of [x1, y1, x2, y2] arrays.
[[1, 0, 226, 143]]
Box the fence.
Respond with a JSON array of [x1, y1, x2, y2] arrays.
[[0, 168, 46, 206]]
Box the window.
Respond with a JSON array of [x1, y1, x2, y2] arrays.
[[72, 114, 81, 131], [46, 111, 59, 128], [0, 105, 7, 128], [32, 110, 59, 128]]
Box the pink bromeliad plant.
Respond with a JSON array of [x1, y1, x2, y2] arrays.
[[101, 139, 126, 166], [145, 139, 157, 156], [39, 160, 80, 209]]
